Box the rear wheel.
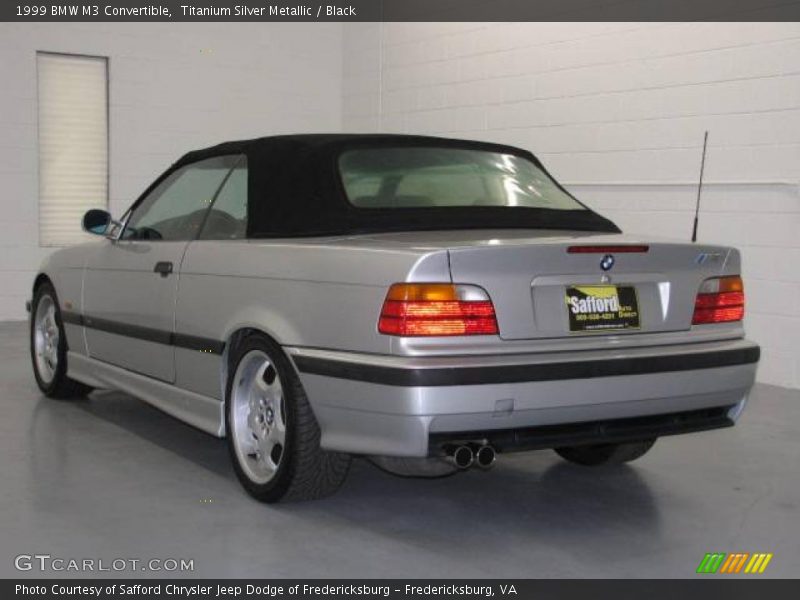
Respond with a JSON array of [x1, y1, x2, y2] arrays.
[[225, 333, 350, 502], [555, 439, 656, 466], [30, 282, 93, 398]]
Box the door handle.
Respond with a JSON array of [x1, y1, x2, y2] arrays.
[[154, 261, 173, 277]]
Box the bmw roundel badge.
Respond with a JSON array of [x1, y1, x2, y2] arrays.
[[600, 254, 615, 271]]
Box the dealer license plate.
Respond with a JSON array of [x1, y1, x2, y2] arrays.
[[565, 285, 640, 332]]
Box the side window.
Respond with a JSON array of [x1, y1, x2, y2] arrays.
[[122, 155, 239, 241], [198, 157, 248, 240]]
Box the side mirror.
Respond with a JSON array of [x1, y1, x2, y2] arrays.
[[82, 209, 112, 235]]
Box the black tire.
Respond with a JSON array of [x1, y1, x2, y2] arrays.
[[30, 281, 93, 399], [225, 332, 351, 503], [555, 439, 656, 466]]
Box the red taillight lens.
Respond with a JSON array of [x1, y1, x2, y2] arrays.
[[692, 276, 745, 324], [378, 283, 499, 336]]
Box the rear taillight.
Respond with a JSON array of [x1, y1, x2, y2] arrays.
[[378, 283, 499, 336], [692, 276, 745, 324]]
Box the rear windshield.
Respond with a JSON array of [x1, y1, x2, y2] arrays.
[[339, 147, 586, 211]]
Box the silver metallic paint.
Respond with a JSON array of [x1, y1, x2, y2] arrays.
[[287, 339, 756, 455], [68, 351, 224, 435], [37, 228, 758, 456]]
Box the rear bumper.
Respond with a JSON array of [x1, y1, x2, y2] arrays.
[[429, 405, 736, 453], [287, 338, 759, 457]]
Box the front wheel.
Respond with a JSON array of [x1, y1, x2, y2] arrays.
[[555, 439, 656, 466], [30, 282, 93, 398], [225, 333, 351, 502]]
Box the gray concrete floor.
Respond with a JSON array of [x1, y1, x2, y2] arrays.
[[1, 320, 798, 578]]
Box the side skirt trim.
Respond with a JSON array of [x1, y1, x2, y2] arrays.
[[68, 352, 225, 437]]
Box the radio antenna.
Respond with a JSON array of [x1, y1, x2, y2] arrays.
[[691, 131, 709, 243]]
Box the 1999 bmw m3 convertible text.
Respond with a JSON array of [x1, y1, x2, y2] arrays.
[[29, 134, 760, 502]]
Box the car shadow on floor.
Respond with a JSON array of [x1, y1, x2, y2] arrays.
[[287, 456, 662, 545], [38, 388, 662, 549], [68, 389, 235, 480]]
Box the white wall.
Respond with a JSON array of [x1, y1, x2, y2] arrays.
[[0, 22, 342, 320], [2, 21, 798, 389], [342, 22, 800, 389]]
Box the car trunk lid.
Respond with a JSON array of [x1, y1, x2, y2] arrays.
[[442, 231, 731, 340]]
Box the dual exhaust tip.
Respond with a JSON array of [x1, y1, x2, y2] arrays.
[[446, 443, 496, 470]]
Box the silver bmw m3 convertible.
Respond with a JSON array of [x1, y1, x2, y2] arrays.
[[29, 134, 760, 502]]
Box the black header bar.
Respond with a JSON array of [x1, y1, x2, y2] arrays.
[[2, 0, 800, 22], [4, 579, 800, 600]]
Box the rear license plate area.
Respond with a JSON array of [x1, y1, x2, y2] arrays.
[[566, 285, 640, 332]]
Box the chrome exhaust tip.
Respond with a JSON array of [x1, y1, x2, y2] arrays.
[[475, 445, 496, 469], [446, 445, 475, 469]]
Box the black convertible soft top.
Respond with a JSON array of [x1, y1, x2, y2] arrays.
[[171, 133, 619, 238]]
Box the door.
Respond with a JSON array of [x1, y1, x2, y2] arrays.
[[175, 156, 249, 397], [83, 155, 241, 382]]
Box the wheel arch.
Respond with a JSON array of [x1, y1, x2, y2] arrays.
[[32, 273, 53, 294], [219, 326, 298, 412], [29, 273, 55, 315]]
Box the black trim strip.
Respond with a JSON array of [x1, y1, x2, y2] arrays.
[[173, 332, 226, 355], [293, 346, 760, 387], [84, 315, 172, 345], [61, 311, 225, 355], [61, 310, 82, 325], [429, 406, 736, 453]]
